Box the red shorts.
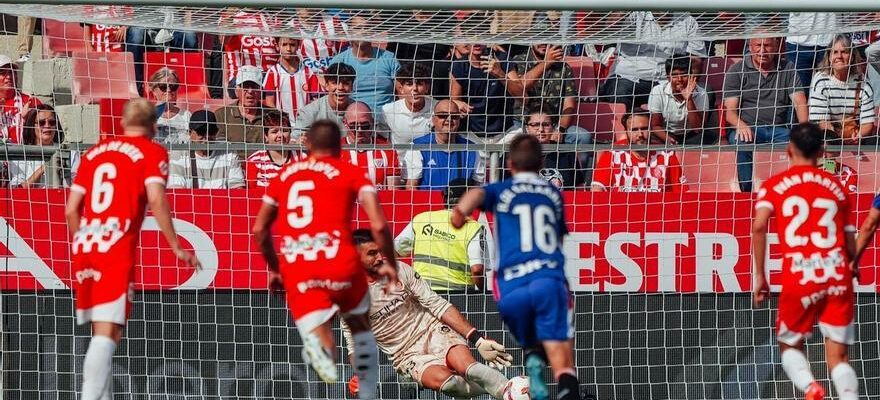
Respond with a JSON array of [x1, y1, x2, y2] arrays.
[[72, 252, 135, 325], [777, 281, 855, 346], [283, 256, 369, 335]]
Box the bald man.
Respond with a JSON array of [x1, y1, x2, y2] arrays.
[[340, 102, 402, 189], [404, 100, 485, 190]]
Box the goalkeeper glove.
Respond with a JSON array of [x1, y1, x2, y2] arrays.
[[468, 329, 513, 369]]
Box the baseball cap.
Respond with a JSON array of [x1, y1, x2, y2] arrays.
[[189, 110, 219, 136], [235, 65, 263, 87], [0, 55, 14, 69]]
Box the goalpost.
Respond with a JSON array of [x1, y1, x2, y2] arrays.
[[1, 2, 880, 399]]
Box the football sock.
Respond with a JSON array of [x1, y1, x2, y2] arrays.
[[831, 362, 858, 400], [465, 362, 508, 398], [781, 348, 814, 392], [440, 375, 487, 398], [352, 331, 379, 400], [81, 335, 116, 400], [556, 371, 580, 400]]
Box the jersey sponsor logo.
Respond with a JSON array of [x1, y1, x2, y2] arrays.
[[296, 278, 351, 294], [800, 284, 848, 309], [788, 249, 846, 285], [420, 224, 456, 241], [75, 268, 103, 284], [302, 57, 332, 71], [71, 217, 131, 255], [503, 259, 559, 281], [280, 230, 341, 262], [240, 35, 275, 48], [370, 290, 409, 322]]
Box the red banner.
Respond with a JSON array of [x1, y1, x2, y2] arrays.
[[1, 190, 877, 292]]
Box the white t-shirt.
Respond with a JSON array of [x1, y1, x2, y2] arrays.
[[157, 109, 192, 145], [647, 80, 709, 136], [379, 97, 437, 144], [787, 13, 837, 47]]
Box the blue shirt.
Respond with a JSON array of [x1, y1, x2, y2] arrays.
[[412, 133, 481, 190], [481, 172, 568, 293], [873, 193, 880, 210], [450, 52, 514, 136], [330, 47, 400, 115]]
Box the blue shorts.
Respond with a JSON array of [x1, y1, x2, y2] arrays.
[[495, 277, 573, 348]]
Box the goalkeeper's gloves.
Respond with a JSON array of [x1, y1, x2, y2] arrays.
[[467, 329, 513, 369]]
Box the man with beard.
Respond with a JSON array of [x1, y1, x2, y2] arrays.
[[648, 57, 709, 145]]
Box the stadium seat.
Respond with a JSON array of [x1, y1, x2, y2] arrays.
[[680, 151, 739, 192], [143, 51, 209, 101], [752, 151, 794, 191], [841, 152, 880, 193], [703, 56, 741, 107], [71, 51, 139, 104], [576, 102, 626, 143], [566, 56, 599, 98], [42, 19, 88, 57], [98, 98, 129, 139]]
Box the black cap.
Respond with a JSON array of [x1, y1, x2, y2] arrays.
[[189, 110, 219, 136]]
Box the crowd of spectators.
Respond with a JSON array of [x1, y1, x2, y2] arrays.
[[2, 10, 880, 193]]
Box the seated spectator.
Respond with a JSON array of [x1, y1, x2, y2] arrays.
[[341, 102, 402, 189], [599, 12, 706, 111], [329, 38, 400, 116], [293, 62, 355, 139], [386, 12, 452, 97], [8, 104, 79, 188], [809, 34, 876, 144], [591, 110, 687, 192], [264, 36, 321, 126], [288, 9, 347, 72], [245, 110, 298, 188], [222, 9, 279, 98], [450, 43, 520, 142], [724, 36, 808, 192], [379, 62, 437, 144], [502, 104, 585, 189], [508, 44, 592, 144], [150, 67, 192, 145], [648, 57, 709, 145], [0, 55, 41, 143], [216, 65, 265, 146], [168, 110, 246, 189], [404, 100, 485, 190], [127, 18, 199, 97]]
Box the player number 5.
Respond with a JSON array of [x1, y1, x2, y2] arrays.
[[91, 163, 116, 213], [287, 180, 315, 228], [512, 204, 557, 253]]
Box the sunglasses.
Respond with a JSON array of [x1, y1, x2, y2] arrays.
[[37, 118, 57, 127], [345, 121, 373, 131], [154, 83, 179, 92], [434, 113, 461, 121]]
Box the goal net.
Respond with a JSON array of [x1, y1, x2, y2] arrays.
[[1, 3, 879, 400]]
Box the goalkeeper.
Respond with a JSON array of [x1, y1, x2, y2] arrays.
[[343, 229, 521, 399]]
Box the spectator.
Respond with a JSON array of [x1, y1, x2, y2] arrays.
[[168, 110, 246, 189], [288, 9, 347, 73], [216, 65, 265, 145], [379, 62, 437, 144], [264, 36, 321, 126], [450, 43, 522, 142], [508, 44, 592, 144], [502, 104, 585, 189], [222, 9, 279, 98], [809, 34, 876, 144], [245, 110, 298, 188], [329, 39, 400, 116], [82, 22, 126, 53], [0, 55, 41, 143], [149, 67, 192, 145], [648, 57, 710, 144], [293, 62, 355, 138], [341, 102, 402, 189], [404, 100, 485, 190], [599, 12, 705, 111], [8, 104, 79, 188], [723, 36, 808, 192], [127, 23, 198, 97], [592, 110, 687, 192], [386, 11, 453, 98], [786, 13, 836, 93]]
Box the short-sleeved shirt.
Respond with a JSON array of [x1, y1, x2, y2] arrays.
[[287, 15, 348, 72], [330, 47, 401, 115], [808, 72, 876, 125], [0, 93, 41, 143], [263, 63, 321, 126], [647, 80, 709, 137], [591, 141, 687, 192], [340, 136, 401, 189], [215, 104, 265, 145], [262, 156, 375, 272], [87, 24, 125, 52], [403, 133, 485, 190], [510, 51, 578, 119], [450, 53, 515, 136], [223, 12, 280, 78], [755, 165, 855, 288], [722, 57, 804, 127], [292, 96, 346, 138], [70, 136, 169, 258]]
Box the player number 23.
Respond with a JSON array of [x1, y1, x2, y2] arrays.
[[782, 195, 838, 249], [512, 204, 557, 253], [287, 180, 315, 228]]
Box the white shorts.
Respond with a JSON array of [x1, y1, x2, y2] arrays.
[[393, 323, 468, 384], [75, 292, 128, 325]]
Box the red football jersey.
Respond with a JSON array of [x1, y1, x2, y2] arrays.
[[263, 155, 375, 271], [339, 137, 401, 190], [0, 93, 41, 143], [224, 12, 279, 78], [70, 136, 169, 258], [591, 141, 686, 192], [755, 165, 856, 288], [88, 24, 125, 53]]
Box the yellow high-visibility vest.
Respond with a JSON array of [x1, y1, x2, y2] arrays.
[[410, 209, 483, 291]]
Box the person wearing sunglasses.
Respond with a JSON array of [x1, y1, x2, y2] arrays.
[[340, 102, 401, 189], [8, 104, 79, 188], [149, 67, 191, 145], [404, 100, 485, 190], [167, 110, 246, 189]]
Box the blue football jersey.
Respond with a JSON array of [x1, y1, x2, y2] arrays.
[[874, 193, 880, 210], [482, 172, 568, 292]]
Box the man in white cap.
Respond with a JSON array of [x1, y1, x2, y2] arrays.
[[0, 55, 41, 143], [216, 64, 266, 147]]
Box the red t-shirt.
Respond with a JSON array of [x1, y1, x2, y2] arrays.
[[755, 165, 856, 288], [339, 137, 401, 190], [88, 24, 125, 52], [224, 12, 279, 78], [591, 140, 686, 192], [0, 93, 41, 143]]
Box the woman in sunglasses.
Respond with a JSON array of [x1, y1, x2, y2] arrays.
[[150, 67, 191, 145], [8, 104, 80, 188]]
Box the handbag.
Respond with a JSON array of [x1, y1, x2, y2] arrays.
[[834, 80, 862, 140]]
